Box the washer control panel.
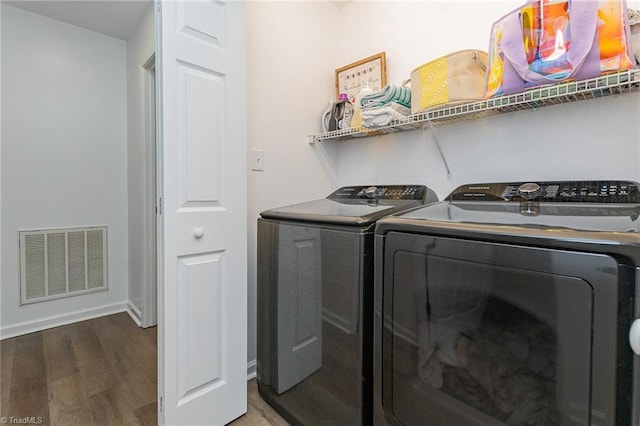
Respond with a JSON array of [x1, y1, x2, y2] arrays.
[[329, 185, 427, 201], [447, 181, 640, 203]]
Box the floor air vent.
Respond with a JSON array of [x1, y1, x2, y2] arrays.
[[19, 226, 108, 304]]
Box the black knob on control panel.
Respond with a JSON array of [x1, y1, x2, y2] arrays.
[[517, 183, 541, 200]]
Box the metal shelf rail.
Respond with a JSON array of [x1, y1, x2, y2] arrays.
[[309, 68, 640, 143]]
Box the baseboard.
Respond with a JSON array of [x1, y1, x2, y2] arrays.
[[0, 301, 128, 339], [126, 301, 143, 327], [247, 359, 257, 380]]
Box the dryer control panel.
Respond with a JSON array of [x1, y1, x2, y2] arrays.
[[329, 185, 427, 201], [447, 180, 640, 203]]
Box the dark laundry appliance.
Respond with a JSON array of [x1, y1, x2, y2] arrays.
[[257, 185, 438, 425], [373, 180, 640, 426]]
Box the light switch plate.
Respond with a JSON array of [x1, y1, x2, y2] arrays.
[[251, 149, 264, 171]]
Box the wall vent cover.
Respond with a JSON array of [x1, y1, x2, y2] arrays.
[[19, 226, 108, 304]]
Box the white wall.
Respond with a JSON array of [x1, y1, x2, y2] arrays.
[[338, 95, 640, 199], [1, 5, 129, 337], [335, 1, 640, 199], [126, 4, 156, 324], [246, 0, 640, 365], [246, 1, 340, 365]]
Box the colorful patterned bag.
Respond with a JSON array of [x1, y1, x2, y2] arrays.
[[485, 0, 635, 98]]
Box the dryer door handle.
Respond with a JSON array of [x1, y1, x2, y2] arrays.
[[630, 319, 640, 355]]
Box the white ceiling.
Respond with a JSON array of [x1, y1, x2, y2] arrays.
[[3, 0, 152, 40]]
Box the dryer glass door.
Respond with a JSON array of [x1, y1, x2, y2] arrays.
[[381, 233, 621, 426]]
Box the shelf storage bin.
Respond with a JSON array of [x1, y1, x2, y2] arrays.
[[409, 50, 488, 114]]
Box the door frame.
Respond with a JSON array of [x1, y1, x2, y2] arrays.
[[142, 53, 158, 328], [154, 2, 165, 417]]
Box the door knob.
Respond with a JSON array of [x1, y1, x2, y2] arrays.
[[194, 228, 204, 239], [630, 319, 640, 355]]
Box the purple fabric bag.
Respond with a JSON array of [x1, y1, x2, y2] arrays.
[[486, 0, 634, 97]]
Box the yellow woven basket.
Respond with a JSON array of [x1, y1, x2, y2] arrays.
[[409, 49, 488, 114]]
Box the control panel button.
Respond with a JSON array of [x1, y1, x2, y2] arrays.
[[517, 183, 541, 200]]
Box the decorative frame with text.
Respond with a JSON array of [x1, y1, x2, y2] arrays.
[[335, 52, 387, 101]]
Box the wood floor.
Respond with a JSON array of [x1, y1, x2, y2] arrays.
[[1, 313, 157, 425], [1, 312, 289, 426], [229, 381, 290, 426]]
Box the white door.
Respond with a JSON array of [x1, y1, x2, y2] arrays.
[[156, 0, 248, 424]]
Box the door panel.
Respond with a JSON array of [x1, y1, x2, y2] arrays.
[[177, 251, 223, 401], [178, 0, 224, 45], [276, 226, 323, 393], [177, 64, 223, 207], [158, 0, 247, 424]]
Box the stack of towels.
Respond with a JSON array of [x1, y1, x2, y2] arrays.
[[360, 84, 411, 128]]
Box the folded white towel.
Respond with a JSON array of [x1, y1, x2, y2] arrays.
[[361, 102, 411, 128]]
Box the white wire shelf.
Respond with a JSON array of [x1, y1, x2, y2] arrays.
[[309, 68, 640, 143]]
